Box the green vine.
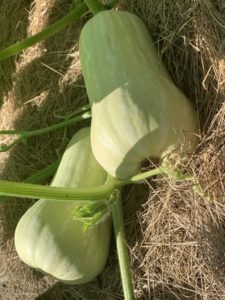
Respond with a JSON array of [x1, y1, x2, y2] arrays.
[[84, 0, 105, 14], [0, 2, 88, 61], [112, 195, 135, 300], [0, 168, 160, 201], [0, 110, 91, 152]]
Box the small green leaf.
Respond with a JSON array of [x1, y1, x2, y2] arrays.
[[72, 201, 110, 230]]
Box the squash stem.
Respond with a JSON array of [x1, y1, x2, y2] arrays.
[[0, 160, 60, 203], [118, 167, 162, 186], [0, 111, 91, 152], [0, 167, 162, 202], [111, 196, 135, 300], [0, 2, 88, 61], [0, 180, 116, 201], [54, 104, 91, 119], [22, 111, 91, 138], [0, 166, 203, 202], [84, 0, 105, 14]]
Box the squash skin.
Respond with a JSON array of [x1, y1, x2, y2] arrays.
[[14, 127, 111, 284], [79, 11, 199, 179]]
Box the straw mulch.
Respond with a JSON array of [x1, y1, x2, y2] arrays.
[[0, 0, 225, 299]]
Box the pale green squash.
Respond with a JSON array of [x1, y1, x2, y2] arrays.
[[14, 127, 111, 284], [79, 11, 199, 179]]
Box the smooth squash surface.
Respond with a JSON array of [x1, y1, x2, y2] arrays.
[[14, 127, 111, 284], [79, 11, 199, 179]]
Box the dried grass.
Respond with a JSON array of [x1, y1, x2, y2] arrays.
[[0, 0, 225, 299], [120, 1, 225, 299]]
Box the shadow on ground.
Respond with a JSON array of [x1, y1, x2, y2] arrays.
[[0, 0, 34, 107]]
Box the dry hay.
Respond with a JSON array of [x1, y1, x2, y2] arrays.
[[121, 0, 225, 299], [0, 0, 225, 299]]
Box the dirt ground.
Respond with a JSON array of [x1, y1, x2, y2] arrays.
[[1, 0, 225, 299]]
